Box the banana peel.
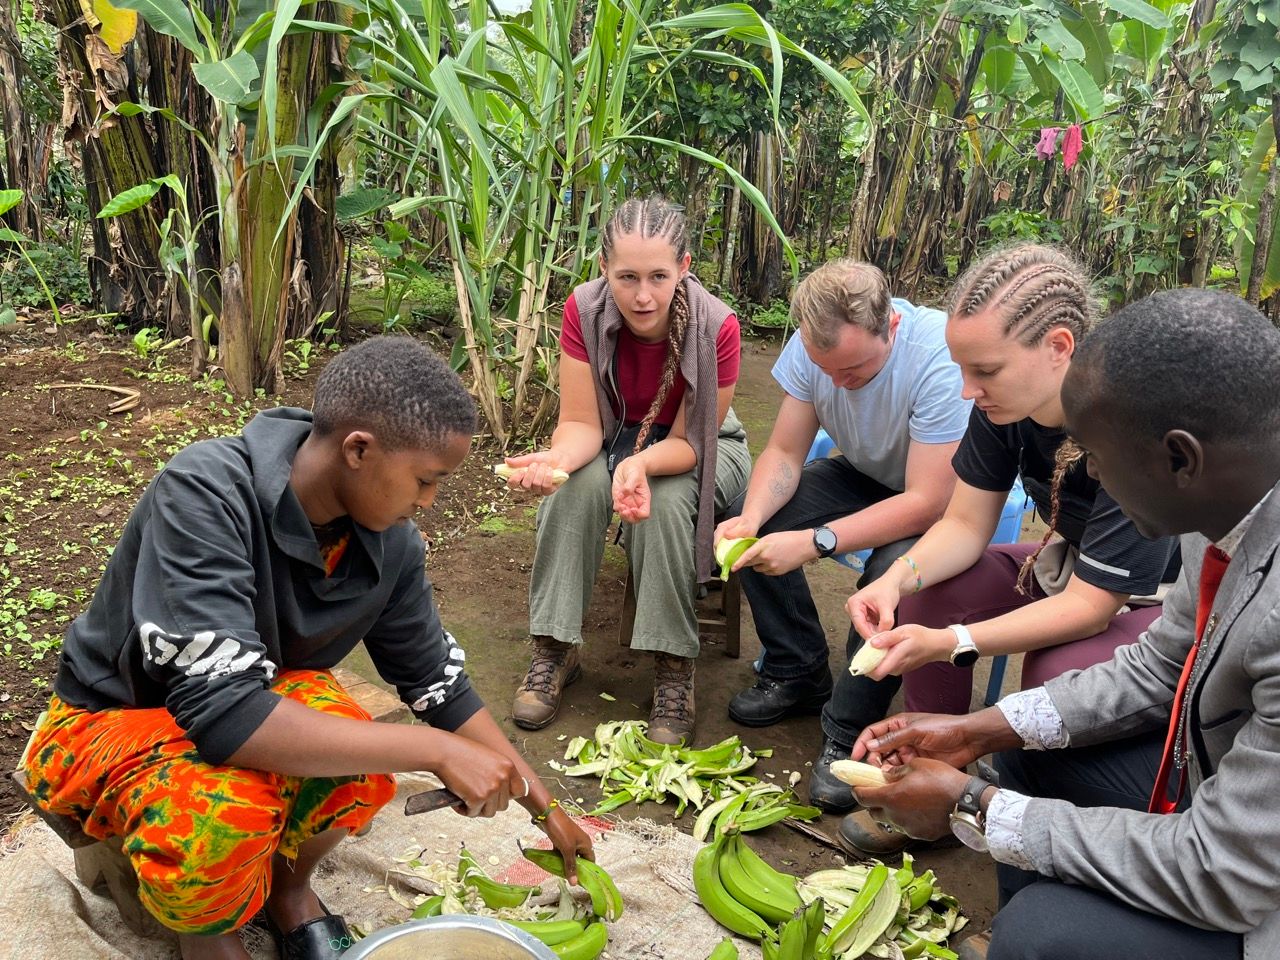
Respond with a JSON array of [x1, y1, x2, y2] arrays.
[[714, 536, 758, 581]]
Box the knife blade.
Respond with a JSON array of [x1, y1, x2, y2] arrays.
[[404, 786, 464, 816]]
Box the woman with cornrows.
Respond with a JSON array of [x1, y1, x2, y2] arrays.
[[501, 197, 751, 746], [830, 244, 1181, 855]]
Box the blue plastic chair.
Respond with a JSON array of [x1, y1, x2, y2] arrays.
[[805, 428, 1032, 704]]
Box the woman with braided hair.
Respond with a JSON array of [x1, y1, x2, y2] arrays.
[[832, 243, 1182, 856], [501, 197, 751, 745]]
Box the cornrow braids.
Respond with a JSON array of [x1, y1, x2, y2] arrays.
[[632, 279, 690, 454], [950, 243, 1096, 346], [601, 196, 689, 264], [1016, 437, 1087, 595]]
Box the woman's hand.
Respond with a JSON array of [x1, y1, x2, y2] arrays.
[[612, 457, 651, 523], [846, 575, 903, 638], [859, 625, 956, 679], [433, 735, 523, 818], [502, 450, 568, 497], [734, 530, 816, 576], [541, 809, 596, 885]]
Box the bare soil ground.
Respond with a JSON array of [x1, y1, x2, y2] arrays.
[[0, 321, 1014, 938]]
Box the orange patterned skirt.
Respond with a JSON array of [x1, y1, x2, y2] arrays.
[[22, 669, 396, 935]]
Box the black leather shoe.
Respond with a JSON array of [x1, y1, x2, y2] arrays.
[[266, 902, 355, 959], [727, 667, 833, 727], [808, 738, 859, 813]]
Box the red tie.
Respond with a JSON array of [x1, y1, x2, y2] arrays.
[[1148, 544, 1232, 814]]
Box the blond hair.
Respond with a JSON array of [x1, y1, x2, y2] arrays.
[[949, 243, 1096, 594], [791, 259, 892, 351]]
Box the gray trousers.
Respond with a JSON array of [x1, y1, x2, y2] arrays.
[[528, 432, 751, 658]]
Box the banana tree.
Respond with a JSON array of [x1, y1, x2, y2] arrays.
[[64, 0, 347, 393]]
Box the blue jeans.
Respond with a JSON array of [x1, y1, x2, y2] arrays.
[[726, 455, 917, 742], [989, 735, 1241, 960]]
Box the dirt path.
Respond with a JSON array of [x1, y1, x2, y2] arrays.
[[1, 324, 1004, 935], [383, 333, 1006, 932]]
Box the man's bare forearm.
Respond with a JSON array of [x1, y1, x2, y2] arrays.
[[740, 446, 803, 527]]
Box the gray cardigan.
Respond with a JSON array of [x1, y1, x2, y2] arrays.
[[1033, 479, 1280, 959], [574, 274, 734, 580]]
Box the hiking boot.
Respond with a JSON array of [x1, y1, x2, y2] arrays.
[[727, 666, 833, 727], [648, 652, 695, 745], [956, 932, 991, 960], [836, 809, 961, 858], [512, 636, 581, 730], [808, 738, 859, 813]]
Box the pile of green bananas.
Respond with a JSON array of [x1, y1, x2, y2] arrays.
[[552, 720, 819, 828], [694, 831, 966, 959], [406, 846, 624, 960]]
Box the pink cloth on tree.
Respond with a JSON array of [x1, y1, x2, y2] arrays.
[[1035, 127, 1061, 160], [1062, 124, 1083, 171]]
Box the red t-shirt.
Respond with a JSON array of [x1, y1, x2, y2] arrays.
[[560, 292, 741, 427]]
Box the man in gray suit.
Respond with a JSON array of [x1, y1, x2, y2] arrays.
[[845, 288, 1280, 960]]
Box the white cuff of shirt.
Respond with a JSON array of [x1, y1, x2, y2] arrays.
[[984, 789, 1037, 872], [997, 687, 1069, 751]]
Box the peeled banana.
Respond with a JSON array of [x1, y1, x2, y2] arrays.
[[493, 462, 570, 485], [828, 759, 888, 788], [847, 640, 887, 676]]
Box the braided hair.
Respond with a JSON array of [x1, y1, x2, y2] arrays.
[[949, 244, 1096, 594], [601, 197, 691, 454]]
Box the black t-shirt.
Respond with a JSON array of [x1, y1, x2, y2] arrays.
[[953, 407, 1181, 595]]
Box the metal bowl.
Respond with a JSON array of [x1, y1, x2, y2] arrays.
[[342, 915, 558, 960]]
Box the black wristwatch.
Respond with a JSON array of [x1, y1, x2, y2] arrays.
[[949, 774, 997, 852], [812, 525, 838, 559]]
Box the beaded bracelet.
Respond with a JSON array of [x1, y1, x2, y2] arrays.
[[532, 798, 560, 824], [898, 554, 923, 593]]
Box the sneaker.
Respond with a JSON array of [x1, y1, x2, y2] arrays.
[[648, 652, 695, 745], [512, 636, 581, 730], [808, 738, 859, 813], [727, 667, 833, 727], [836, 809, 961, 858]]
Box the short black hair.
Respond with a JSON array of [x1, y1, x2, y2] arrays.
[[311, 335, 476, 451], [1069, 288, 1280, 444]]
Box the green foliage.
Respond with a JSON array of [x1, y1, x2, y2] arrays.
[[0, 240, 91, 309], [980, 209, 1066, 244], [747, 299, 792, 331]]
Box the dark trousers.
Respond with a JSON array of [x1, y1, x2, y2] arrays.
[[726, 456, 916, 743], [989, 735, 1242, 960]]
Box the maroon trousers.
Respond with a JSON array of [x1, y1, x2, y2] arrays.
[[899, 543, 1164, 714]]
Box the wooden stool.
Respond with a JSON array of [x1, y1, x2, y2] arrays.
[[618, 568, 741, 658], [10, 770, 164, 938]]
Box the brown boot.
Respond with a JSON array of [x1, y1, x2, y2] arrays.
[[956, 932, 991, 960], [512, 636, 581, 730], [648, 653, 695, 745], [837, 808, 960, 857]]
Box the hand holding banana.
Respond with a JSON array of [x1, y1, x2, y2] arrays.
[[851, 758, 974, 841]]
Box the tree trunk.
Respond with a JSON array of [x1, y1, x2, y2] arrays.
[[51, 0, 169, 325], [0, 0, 40, 238]]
